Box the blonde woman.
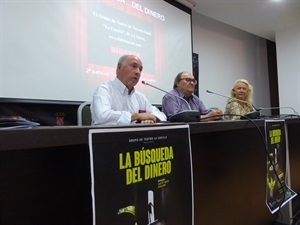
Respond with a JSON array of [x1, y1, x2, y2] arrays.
[[225, 79, 254, 120]]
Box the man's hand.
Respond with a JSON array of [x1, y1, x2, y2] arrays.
[[210, 109, 223, 121], [201, 109, 223, 121], [131, 113, 157, 123]]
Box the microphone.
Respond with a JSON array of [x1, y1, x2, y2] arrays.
[[258, 107, 299, 117], [142, 81, 192, 110], [206, 89, 260, 119], [142, 81, 200, 122]]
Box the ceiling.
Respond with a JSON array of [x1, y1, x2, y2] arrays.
[[186, 0, 300, 41]]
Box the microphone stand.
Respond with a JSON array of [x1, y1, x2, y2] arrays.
[[259, 107, 299, 116], [142, 81, 200, 122], [206, 90, 260, 119]]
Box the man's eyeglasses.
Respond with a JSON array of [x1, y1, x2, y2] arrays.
[[179, 78, 197, 84]]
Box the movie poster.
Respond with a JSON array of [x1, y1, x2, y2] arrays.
[[265, 120, 297, 214], [89, 124, 193, 225]]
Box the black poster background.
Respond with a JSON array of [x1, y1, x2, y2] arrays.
[[89, 125, 193, 225], [265, 120, 297, 214]]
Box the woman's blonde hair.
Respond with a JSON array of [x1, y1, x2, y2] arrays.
[[229, 79, 253, 104]]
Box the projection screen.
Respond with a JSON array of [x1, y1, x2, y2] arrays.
[[1, 0, 193, 105]]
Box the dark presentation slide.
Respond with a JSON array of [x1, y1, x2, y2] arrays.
[[1, 0, 193, 104]]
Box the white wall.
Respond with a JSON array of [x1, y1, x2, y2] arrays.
[[192, 13, 271, 113], [276, 22, 300, 115]]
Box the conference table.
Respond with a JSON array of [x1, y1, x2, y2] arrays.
[[1, 118, 299, 225]]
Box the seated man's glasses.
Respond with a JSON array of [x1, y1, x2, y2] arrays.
[[179, 78, 197, 84]]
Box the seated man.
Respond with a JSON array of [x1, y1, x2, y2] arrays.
[[162, 71, 223, 122], [91, 55, 166, 125]]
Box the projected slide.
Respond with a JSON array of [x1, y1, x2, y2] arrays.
[[1, 0, 193, 104], [87, 1, 156, 76]]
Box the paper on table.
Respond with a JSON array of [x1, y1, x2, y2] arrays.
[[0, 118, 40, 129]]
